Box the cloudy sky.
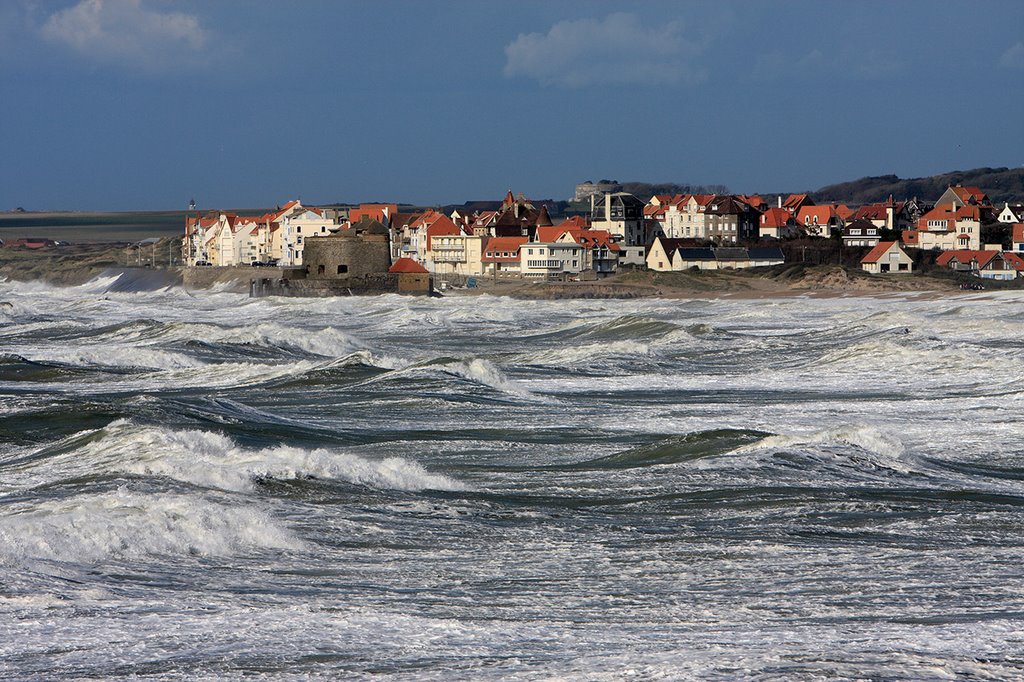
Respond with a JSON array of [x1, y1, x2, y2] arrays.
[[1, 0, 1022, 210]]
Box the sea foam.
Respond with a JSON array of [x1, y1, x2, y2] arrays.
[[0, 488, 302, 563], [12, 420, 468, 495]]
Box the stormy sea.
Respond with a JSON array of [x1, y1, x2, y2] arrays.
[[2, 272, 1023, 680]]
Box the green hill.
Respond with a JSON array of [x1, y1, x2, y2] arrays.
[[812, 167, 1024, 205]]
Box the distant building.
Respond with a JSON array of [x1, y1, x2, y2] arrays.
[[590, 192, 648, 266], [573, 180, 621, 202], [860, 241, 914, 274], [841, 218, 881, 247], [302, 217, 391, 280], [936, 250, 1016, 280]]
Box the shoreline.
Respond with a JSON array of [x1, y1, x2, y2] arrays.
[[0, 238, 1015, 300]]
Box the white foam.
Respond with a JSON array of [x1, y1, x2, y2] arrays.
[[441, 358, 545, 401], [0, 488, 302, 563], [735, 423, 907, 461], [7, 420, 468, 495]]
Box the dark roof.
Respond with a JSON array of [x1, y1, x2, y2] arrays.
[[714, 247, 748, 261], [350, 217, 390, 235], [706, 196, 755, 215], [747, 247, 785, 260], [648, 237, 698, 256], [676, 247, 716, 260]]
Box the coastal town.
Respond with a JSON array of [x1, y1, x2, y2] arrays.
[[179, 182, 1024, 294]]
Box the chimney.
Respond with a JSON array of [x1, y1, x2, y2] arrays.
[[778, 195, 782, 208]]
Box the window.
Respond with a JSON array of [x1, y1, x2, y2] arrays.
[[297, 226, 302, 233], [317, 265, 325, 275], [337, 265, 348, 274]]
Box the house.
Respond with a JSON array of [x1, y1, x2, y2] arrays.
[[936, 250, 1017, 280], [491, 191, 549, 239], [388, 257, 432, 294], [746, 247, 786, 267], [998, 203, 1024, 224], [646, 237, 784, 271], [841, 218, 881, 247], [780, 193, 815, 214], [796, 205, 844, 237], [520, 241, 585, 279], [936, 185, 990, 209], [1001, 252, 1024, 277], [646, 236, 693, 272], [902, 204, 982, 251], [704, 196, 760, 243], [759, 207, 801, 239], [278, 206, 337, 266], [673, 247, 718, 270], [350, 203, 398, 224], [481, 236, 529, 277], [537, 223, 621, 277], [591, 191, 649, 259], [860, 241, 914, 274], [1012, 224, 1024, 251]]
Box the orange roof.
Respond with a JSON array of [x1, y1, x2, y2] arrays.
[[535, 226, 569, 242], [782, 193, 813, 210], [424, 214, 462, 250], [936, 250, 1000, 269], [860, 241, 899, 264], [482, 236, 528, 262], [797, 206, 836, 225], [1002, 252, 1024, 271], [901, 229, 920, 245], [761, 207, 793, 228], [558, 216, 590, 230], [950, 186, 988, 204], [1012, 224, 1024, 243], [388, 257, 429, 274]]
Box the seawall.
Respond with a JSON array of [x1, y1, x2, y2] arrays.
[[182, 265, 302, 292]]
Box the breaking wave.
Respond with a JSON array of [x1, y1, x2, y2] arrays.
[[6, 420, 468, 495], [0, 489, 302, 563]]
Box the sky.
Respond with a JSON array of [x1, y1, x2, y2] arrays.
[[1, 0, 1022, 211]]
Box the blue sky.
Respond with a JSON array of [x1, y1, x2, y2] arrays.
[[1, 0, 1022, 210]]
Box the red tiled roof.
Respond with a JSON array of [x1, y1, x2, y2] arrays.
[[761, 207, 793, 228], [389, 257, 429, 274], [425, 214, 461, 249], [535, 226, 569, 242], [1012, 224, 1024, 243], [936, 250, 1000, 269], [482, 236, 528, 262], [1002, 252, 1024, 271], [860, 241, 899, 264], [797, 206, 837, 225]]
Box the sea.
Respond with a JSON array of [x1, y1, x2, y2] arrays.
[[1, 273, 1023, 680]]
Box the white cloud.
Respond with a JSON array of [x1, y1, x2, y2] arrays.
[[1000, 42, 1024, 70], [503, 13, 707, 88], [40, 0, 210, 71]]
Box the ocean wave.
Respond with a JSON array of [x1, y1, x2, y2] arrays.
[[731, 423, 917, 479], [515, 339, 653, 366], [571, 429, 769, 469], [6, 420, 468, 495], [0, 488, 302, 563]]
